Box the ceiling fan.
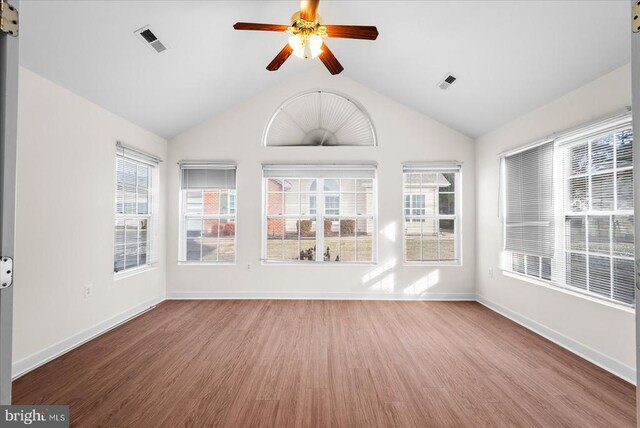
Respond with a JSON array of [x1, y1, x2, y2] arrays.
[[233, 0, 378, 75]]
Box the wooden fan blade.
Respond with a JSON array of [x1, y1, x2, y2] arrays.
[[233, 22, 289, 32], [300, 0, 320, 22], [318, 43, 343, 75], [266, 44, 294, 71], [324, 25, 379, 40]]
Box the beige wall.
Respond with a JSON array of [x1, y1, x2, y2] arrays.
[[167, 66, 476, 298], [475, 64, 635, 379], [12, 68, 167, 369]]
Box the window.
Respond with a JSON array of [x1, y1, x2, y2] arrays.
[[502, 115, 634, 306], [403, 164, 461, 264], [263, 164, 376, 263], [180, 163, 237, 263], [503, 141, 554, 280], [114, 144, 159, 273], [563, 127, 634, 304]]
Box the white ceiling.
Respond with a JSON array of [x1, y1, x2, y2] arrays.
[[20, 1, 631, 139]]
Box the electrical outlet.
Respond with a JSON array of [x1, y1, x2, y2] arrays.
[[84, 284, 93, 298], [247, 263, 251, 271], [488, 267, 494, 278]]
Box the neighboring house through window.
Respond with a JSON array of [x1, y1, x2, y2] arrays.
[[309, 179, 340, 216], [403, 164, 461, 264], [263, 164, 376, 263], [180, 162, 237, 263]]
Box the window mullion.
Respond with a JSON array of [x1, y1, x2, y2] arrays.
[[280, 189, 284, 260], [609, 214, 614, 300], [585, 142, 592, 293], [353, 185, 358, 261], [584, 214, 590, 293], [435, 184, 441, 261], [419, 181, 423, 261], [317, 178, 325, 262]]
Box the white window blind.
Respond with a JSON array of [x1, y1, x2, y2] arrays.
[[562, 126, 634, 304], [263, 163, 376, 263], [402, 163, 461, 264], [502, 114, 634, 306], [503, 141, 555, 279], [180, 162, 237, 263], [114, 144, 160, 273]]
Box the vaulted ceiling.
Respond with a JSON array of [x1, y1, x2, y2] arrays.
[[20, 1, 631, 139]]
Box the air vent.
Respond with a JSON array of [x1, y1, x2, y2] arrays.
[[438, 74, 457, 90], [135, 26, 167, 53]]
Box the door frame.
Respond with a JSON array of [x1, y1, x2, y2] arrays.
[[632, 0, 640, 419], [0, 0, 19, 405]]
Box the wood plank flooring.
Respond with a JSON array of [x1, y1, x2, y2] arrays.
[[12, 300, 636, 427]]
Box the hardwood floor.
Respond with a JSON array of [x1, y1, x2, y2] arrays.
[[12, 300, 636, 427]]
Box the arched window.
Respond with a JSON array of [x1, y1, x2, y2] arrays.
[[264, 91, 376, 147]]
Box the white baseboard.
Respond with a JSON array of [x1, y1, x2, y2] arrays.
[[11, 294, 165, 380], [476, 295, 636, 385], [166, 291, 477, 301]]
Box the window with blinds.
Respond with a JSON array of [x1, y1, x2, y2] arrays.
[[403, 163, 461, 264], [562, 127, 634, 304], [502, 115, 634, 306], [114, 145, 159, 273], [263, 164, 376, 263], [503, 141, 554, 280], [180, 163, 237, 263]]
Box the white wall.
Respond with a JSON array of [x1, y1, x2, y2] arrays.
[[12, 68, 167, 374], [475, 64, 635, 380], [13, 60, 632, 383], [167, 66, 475, 299]]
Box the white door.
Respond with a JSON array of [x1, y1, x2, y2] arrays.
[[0, 0, 19, 405]]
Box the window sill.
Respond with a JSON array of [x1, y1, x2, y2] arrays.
[[261, 260, 378, 267], [501, 270, 635, 313], [114, 265, 157, 281], [178, 261, 236, 266], [404, 261, 462, 267]]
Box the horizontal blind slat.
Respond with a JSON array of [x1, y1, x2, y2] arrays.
[[182, 167, 237, 190], [263, 163, 376, 179], [504, 141, 554, 258]]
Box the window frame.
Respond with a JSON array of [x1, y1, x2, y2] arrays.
[[501, 116, 634, 308], [114, 149, 158, 276], [261, 168, 378, 265], [178, 164, 238, 265], [402, 166, 463, 266], [560, 126, 634, 305]]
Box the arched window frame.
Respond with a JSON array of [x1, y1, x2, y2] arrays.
[[263, 90, 377, 147]]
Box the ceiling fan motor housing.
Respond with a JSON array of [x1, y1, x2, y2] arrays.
[[291, 11, 322, 25]]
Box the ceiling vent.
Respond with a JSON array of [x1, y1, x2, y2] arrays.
[[438, 74, 457, 90], [135, 27, 166, 53]]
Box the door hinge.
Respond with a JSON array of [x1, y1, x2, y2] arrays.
[[0, 257, 13, 289], [634, 1, 640, 33], [0, 0, 18, 37]]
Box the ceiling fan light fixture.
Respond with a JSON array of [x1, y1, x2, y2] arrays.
[[288, 34, 305, 58], [288, 32, 324, 59], [309, 34, 323, 58]]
